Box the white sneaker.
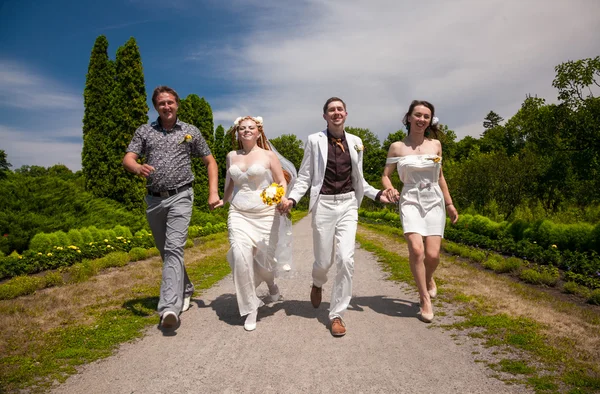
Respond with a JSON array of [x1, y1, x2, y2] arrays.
[[182, 296, 191, 312], [161, 311, 179, 329], [244, 310, 258, 331]]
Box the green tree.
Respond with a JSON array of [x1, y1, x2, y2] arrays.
[[178, 94, 215, 148], [178, 94, 214, 210], [107, 37, 148, 211], [0, 149, 11, 179], [483, 111, 504, 130], [345, 127, 386, 185], [437, 125, 457, 159], [82, 35, 114, 197], [453, 136, 480, 162], [269, 134, 304, 171], [479, 125, 507, 154], [213, 125, 228, 191], [382, 129, 407, 152], [552, 56, 599, 108]]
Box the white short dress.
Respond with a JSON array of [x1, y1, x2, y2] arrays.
[[386, 155, 446, 237]]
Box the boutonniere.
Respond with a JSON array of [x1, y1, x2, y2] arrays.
[[179, 134, 193, 144], [354, 144, 364, 152], [426, 156, 441, 163]]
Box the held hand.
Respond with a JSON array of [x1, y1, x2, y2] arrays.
[[382, 187, 400, 203], [277, 199, 294, 215], [378, 194, 392, 204], [446, 204, 459, 224], [208, 193, 222, 210], [136, 164, 155, 178]]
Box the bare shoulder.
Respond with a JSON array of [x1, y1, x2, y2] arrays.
[[387, 140, 406, 156], [431, 139, 442, 154]]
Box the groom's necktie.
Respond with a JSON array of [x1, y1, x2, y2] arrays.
[[331, 137, 345, 152]]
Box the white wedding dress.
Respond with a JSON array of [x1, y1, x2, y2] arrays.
[[227, 163, 290, 316]]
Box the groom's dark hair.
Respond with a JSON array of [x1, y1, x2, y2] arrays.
[[323, 97, 346, 114]]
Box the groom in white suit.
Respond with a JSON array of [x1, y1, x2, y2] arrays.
[[281, 97, 392, 336]]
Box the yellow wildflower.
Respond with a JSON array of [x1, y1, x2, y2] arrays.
[[179, 134, 193, 144], [551, 244, 557, 248], [47, 253, 52, 257]]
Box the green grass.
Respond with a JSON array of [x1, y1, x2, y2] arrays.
[[355, 234, 413, 285], [357, 221, 600, 394], [498, 359, 536, 375], [0, 233, 231, 393]]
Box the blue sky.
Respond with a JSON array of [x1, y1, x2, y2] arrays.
[[1, 0, 599, 171]]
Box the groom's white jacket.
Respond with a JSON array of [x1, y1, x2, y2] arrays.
[[288, 129, 380, 212]]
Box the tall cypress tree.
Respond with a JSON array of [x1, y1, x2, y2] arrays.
[[178, 94, 214, 210], [107, 37, 148, 210], [213, 125, 227, 191], [82, 35, 114, 197]]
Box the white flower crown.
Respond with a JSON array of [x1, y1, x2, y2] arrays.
[[233, 116, 263, 126]]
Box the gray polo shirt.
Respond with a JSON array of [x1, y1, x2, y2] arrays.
[[127, 118, 212, 193]]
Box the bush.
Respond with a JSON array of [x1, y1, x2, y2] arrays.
[[128, 247, 148, 262], [79, 228, 94, 243], [588, 289, 600, 305], [185, 239, 194, 249], [501, 257, 523, 273], [88, 226, 101, 242], [147, 247, 160, 257], [467, 249, 487, 263], [54, 230, 70, 247], [67, 262, 92, 283], [99, 251, 129, 268], [0, 275, 45, 300], [520, 266, 559, 287], [482, 255, 504, 271], [113, 225, 133, 239], [67, 229, 83, 246], [29, 233, 52, 253], [563, 281, 591, 298], [43, 271, 64, 288]]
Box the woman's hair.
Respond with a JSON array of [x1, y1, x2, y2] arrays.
[[231, 116, 292, 184], [402, 100, 441, 139]]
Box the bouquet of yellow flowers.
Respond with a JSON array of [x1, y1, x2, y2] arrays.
[[260, 183, 285, 206]]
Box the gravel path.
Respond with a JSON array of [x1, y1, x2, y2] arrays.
[[53, 216, 529, 394]]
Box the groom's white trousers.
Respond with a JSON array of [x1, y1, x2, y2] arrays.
[[311, 192, 358, 321]]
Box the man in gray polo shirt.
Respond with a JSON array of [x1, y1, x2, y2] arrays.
[[123, 85, 221, 331]]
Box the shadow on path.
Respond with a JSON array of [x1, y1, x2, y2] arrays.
[[208, 293, 332, 329], [348, 295, 419, 318]]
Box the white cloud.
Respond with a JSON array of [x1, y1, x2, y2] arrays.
[[0, 61, 82, 110], [203, 0, 600, 143], [0, 124, 83, 171]]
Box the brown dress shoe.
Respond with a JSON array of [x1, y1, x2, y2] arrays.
[[331, 318, 346, 337], [310, 285, 322, 308]]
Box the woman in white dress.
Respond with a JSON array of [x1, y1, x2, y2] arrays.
[[381, 100, 458, 323], [223, 116, 295, 331]]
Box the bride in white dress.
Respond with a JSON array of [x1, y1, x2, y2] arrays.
[[381, 100, 458, 323], [223, 116, 295, 331]]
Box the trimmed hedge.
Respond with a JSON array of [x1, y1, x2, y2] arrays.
[[358, 210, 600, 290], [0, 221, 228, 280]]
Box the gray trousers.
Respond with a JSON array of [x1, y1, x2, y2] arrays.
[[145, 188, 195, 317]]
